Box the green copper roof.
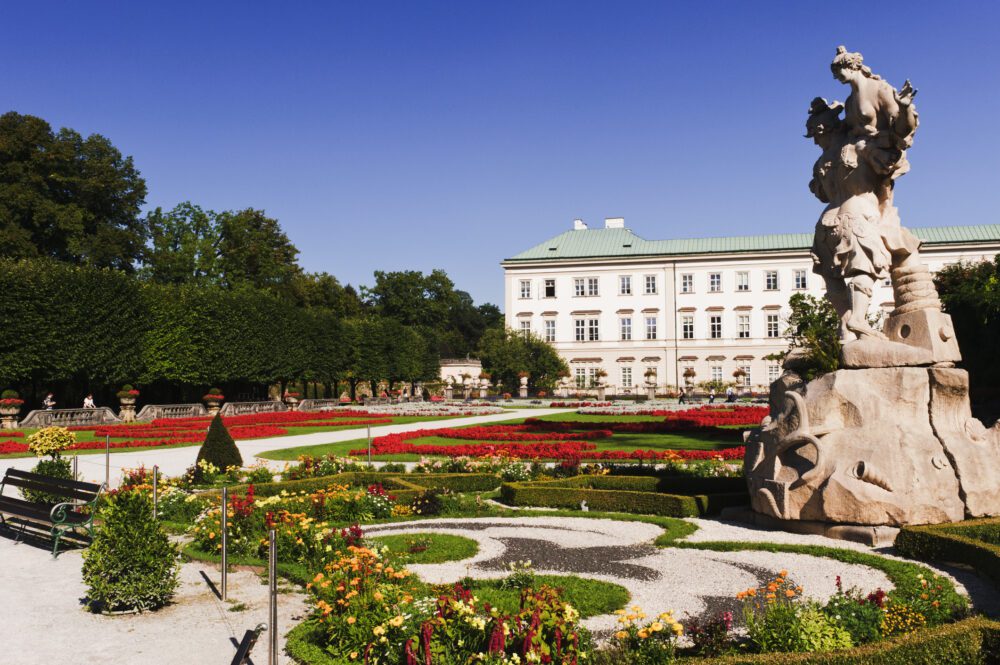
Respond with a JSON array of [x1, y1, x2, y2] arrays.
[[503, 224, 1000, 262]]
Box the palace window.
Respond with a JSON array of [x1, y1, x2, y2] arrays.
[[587, 318, 600, 341], [644, 275, 657, 295], [645, 316, 657, 340], [574, 278, 585, 297], [794, 269, 808, 290], [574, 319, 586, 341], [544, 279, 556, 298], [519, 280, 531, 299], [737, 271, 749, 292], [711, 365, 723, 382], [619, 275, 632, 295], [544, 319, 556, 342], [621, 366, 633, 388], [587, 277, 599, 296], [519, 320, 531, 337], [709, 272, 722, 293], [766, 313, 780, 338], [767, 363, 781, 383], [709, 314, 722, 339], [765, 270, 779, 291], [682, 315, 694, 340], [738, 314, 750, 338], [620, 317, 632, 341], [680, 273, 693, 293]]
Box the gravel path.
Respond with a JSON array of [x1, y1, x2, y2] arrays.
[[0, 534, 308, 665], [363, 516, 895, 635], [0, 408, 572, 484]]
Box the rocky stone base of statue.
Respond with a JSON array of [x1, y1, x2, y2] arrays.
[[745, 366, 1000, 528]]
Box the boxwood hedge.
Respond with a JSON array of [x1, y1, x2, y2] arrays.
[[211, 472, 501, 499], [500, 475, 748, 517], [896, 517, 1000, 589]]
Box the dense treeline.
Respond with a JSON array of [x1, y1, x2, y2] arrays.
[[0, 110, 559, 409], [0, 259, 445, 407]]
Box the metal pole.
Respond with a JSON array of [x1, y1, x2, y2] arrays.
[[105, 435, 110, 487], [268, 528, 278, 665], [152, 465, 159, 519], [72, 455, 78, 481], [221, 486, 228, 601], [367, 425, 372, 465]]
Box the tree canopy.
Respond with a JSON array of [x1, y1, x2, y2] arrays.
[[936, 256, 1000, 399], [477, 328, 568, 393], [0, 111, 147, 271]]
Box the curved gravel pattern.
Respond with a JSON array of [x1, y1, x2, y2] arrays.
[[363, 517, 894, 635]]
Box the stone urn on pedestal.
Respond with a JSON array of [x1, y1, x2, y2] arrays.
[[594, 370, 608, 401], [518, 372, 529, 398], [645, 369, 658, 401], [462, 377, 472, 401], [558, 376, 571, 398], [478, 375, 491, 400], [443, 378, 454, 401], [117, 385, 139, 423], [0, 391, 23, 429], [203, 389, 225, 417], [284, 391, 301, 411]]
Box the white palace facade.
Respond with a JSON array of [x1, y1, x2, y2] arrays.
[[502, 218, 1000, 394]]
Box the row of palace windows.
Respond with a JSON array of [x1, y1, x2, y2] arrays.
[[518, 311, 784, 342], [570, 362, 783, 389], [517, 269, 811, 300]]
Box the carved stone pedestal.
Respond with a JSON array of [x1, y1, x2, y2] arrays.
[[746, 367, 1000, 527]]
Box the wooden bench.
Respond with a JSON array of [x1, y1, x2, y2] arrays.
[[0, 468, 104, 557]]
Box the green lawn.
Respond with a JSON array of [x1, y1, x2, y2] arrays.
[[468, 575, 630, 619], [0, 414, 464, 459], [368, 533, 479, 564], [258, 411, 746, 461]]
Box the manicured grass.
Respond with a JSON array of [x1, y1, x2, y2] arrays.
[[368, 532, 479, 564], [258, 411, 744, 461], [0, 414, 462, 459], [467, 575, 630, 619]]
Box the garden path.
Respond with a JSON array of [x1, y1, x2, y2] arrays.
[[0, 408, 572, 486], [362, 516, 897, 636], [0, 531, 308, 665]]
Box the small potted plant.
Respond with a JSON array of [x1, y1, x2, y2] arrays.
[[203, 388, 225, 416], [0, 389, 24, 429]]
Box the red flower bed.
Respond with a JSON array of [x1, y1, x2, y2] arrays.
[[350, 436, 744, 461], [389, 425, 612, 443], [581, 405, 768, 425], [0, 440, 28, 454]]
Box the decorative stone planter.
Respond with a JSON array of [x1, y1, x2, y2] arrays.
[[518, 375, 529, 399], [596, 384, 606, 401], [444, 384, 454, 400], [205, 400, 222, 417], [284, 396, 300, 411], [0, 405, 20, 429], [479, 380, 490, 399], [118, 397, 137, 423], [645, 383, 656, 400]]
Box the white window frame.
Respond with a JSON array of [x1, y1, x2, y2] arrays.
[[619, 275, 632, 296], [765, 270, 779, 291], [574, 367, 587, 389], [620, 317, 632, 341], [709, 314, 722, 339], [544, 319, 556, 343], [644, 274, 657, 295], [587, 318, 600, 341], [767, 363, 781, 383], [644, 316, 657, 340], [518, 320, 531, 336], [738, 314, 750, 339], [709, 272, 722, 293], [586, 277, 599, 296], [621, 366, 633, 388], [766, 313, 780, 338], [574, 278, 585, 297], [711, 365, 723, 383], [681, 315, 694, 340], [680, 273, 693, 293], [739, 364, 752, 387], [736, 271, 749, 292], [574, 319, 586, 342], [519, 280, 531, 299], [794, 269, 807, 290], [543, 278, 556, 298]]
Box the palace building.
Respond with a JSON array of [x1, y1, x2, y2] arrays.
[[501, 218, 1000, 394]]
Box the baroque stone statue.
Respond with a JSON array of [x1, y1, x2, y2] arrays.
[[743, 47, 1000, 539], [807, 46, 958, 367]]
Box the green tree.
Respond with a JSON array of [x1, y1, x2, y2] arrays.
[[0, 112, 147, 270], [142, 202, 221, 284], [288, 271, 365, 316], [776, 293, 841, 381], [477, 328, 568, 393], [935, 256, 1000, 397], [216, 208, 300, 290], [196, 414, 243, 470]]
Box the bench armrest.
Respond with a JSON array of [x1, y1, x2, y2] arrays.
[[49, 483, 105, 524]]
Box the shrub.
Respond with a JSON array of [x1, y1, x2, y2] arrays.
[[26, 426, 76, 458], [821, 582, 884, 645], [196, 414, 243, 471], [116, 384, 140, 398], [21, 457, 73, 504], [896, 518, 1000, 591], [82, 490, 179, 612]]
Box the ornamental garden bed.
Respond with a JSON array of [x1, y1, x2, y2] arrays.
[[500, 474, 749, 517], [896, 517, 1000, 590]]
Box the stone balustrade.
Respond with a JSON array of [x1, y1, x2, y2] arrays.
[[298, 398, 345, 411], [19, 407, 122, 428], [135, 403, 209, 421], [219, 400, 288, 416]]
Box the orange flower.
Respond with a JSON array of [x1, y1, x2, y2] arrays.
[[785, 589, 796, 598]]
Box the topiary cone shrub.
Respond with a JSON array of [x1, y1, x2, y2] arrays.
[[196, 414, 243, 471], [82, 490, 179, 613]]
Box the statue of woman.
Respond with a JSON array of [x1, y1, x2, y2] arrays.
[[809, 47, 922, 341]]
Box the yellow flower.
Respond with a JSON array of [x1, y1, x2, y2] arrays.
[[389, 615, 405, 627], [614, 631, 628, 640], [346, 616, 356, 624], [637, 629, 649, 639]]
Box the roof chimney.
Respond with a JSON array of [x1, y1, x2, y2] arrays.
[[604, 217, 625, 229], [573, 219, 588, 231]]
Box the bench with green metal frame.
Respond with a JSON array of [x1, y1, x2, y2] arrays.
[[0, 468, 105, 557]]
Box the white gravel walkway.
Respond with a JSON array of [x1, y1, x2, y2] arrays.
[[0, 535, 308, 665], [0, 408, 572, 485], [363, 516, 896, 635]]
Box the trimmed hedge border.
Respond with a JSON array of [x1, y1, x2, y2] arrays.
[[896, 517, 1000, 589], [500, 475, 748, 517], [680, 616, 1000, 665], [210, 472, 501, 498]]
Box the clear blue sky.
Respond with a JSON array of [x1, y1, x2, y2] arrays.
[[3, 1, 997, 307]]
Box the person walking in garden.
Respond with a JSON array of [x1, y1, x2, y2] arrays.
[[726, 386, 735, 403], [709, 388, 716, 404], [43, 393, 56, 410], [82, 394, 96, 409], [678, 387, 687, 404]]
